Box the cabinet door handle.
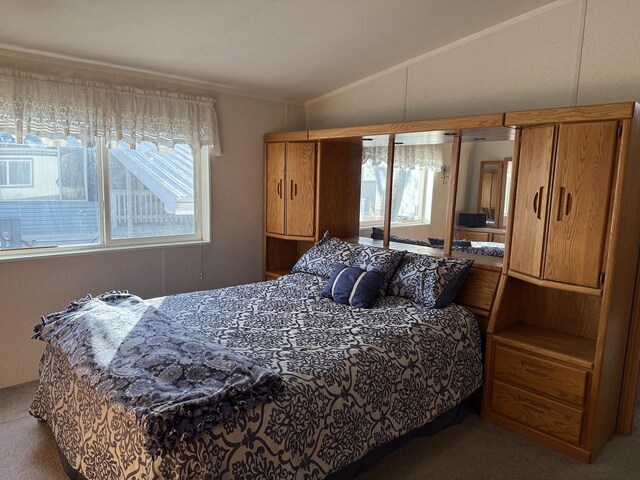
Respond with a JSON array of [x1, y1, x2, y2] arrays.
[[565, 192, 573, 217], [277, 179, 282, 199], [537, 187, 543, 220], [557, 187, 566, 221], [294, 182, 298, 197], [290, 179, 294, 200], [533, 191, 539, 215]]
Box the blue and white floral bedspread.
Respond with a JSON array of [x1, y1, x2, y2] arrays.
[[32, 291, 284, 458], [31, 273, 483, 479]]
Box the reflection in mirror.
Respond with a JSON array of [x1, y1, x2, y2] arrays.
[[454, 137, 514, 258], [359, 135, 389, 239], [477, 161, 504, 226], [388, 131, 454, 248]]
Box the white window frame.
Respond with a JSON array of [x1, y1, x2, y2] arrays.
[[0, 138, 211, 260], [360, 165, 436, 228], [0, 157, 33, 187]]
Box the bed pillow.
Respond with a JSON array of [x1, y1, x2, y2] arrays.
[[373, 227, 430, 246], [388, 252, 473, 308], [434, 257, 474, 308], [322, 264, 385, 308], [291, 232, 362, 279], [428, 237, 472, 248], [352, 246, 405, 296]]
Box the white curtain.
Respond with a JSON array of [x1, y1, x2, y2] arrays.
[[363, 144, 443, 169], [0, 69, 220, 154]]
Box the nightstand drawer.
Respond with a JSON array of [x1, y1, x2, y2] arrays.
[[494, 345, 588, 406], [491, 381, 583, 444]]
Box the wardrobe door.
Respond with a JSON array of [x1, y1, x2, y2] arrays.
[[509, 125, 556, 278], [285, 142, 316, 237], [544, 121, 618, 288], [265, 142, 286, 235]]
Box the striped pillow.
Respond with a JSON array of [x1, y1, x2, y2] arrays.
[[322, 264, 385, 308]]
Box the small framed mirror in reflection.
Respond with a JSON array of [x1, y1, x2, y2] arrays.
[[454, 134, 514, 259]]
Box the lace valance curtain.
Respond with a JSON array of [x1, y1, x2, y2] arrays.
[[0, 69, 220, 154], [363, 144, 443, 169]]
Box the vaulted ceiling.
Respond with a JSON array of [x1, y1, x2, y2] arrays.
[[0, 0, 557, 103]]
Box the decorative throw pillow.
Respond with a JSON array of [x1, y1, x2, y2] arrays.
[[371, 226, 385, 240], [352, 246, 405, 296], [388, 252, 473, 308], [322, 264, 385, 308], [434, 257, 474, 308], [292, 232, 362, 279]]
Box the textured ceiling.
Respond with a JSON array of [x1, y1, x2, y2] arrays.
[[0, 0, 557, 103]]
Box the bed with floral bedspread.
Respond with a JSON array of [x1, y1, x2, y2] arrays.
[[31, 272, 482, 480]]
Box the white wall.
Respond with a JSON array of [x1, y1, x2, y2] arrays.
[[0, 56, 304, 388], [306, 0, 640, 129]]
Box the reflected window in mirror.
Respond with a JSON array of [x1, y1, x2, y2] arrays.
[[359, 132, 453, 248], [359, 135, 389, 231], [389, 138, 448, 247]]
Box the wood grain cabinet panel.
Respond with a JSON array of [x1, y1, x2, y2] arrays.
[[457, 230, 490, 242], [509, 125, 555, 278], [493, 345, 588, 406], [492, 233, 506, 243], [285, 142, 316, 238], [265, 143, 286, 235], [265, 141, 316, 239], [544, 122, 618, 288], [491, 381, 583, 444]]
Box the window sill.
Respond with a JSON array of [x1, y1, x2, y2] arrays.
[[0, 238, 211, 263]]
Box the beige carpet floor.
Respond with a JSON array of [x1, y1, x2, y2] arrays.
[[0, 381, 637, 479]]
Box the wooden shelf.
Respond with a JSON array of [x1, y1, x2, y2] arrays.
[[493, 323, 596, 369], [265, 232, 316, 242], [265, 268, 291, 280], [508, 270, 602, 297]]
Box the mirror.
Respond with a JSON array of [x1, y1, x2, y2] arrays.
[[454, 136, 514, 258], [358, 131, 456, 250], [388, 131, 454, 249], [477, 160, 505, 227], [359, 135, 390, 239]]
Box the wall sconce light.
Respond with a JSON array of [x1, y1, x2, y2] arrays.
[[440, 164, 450, 184]]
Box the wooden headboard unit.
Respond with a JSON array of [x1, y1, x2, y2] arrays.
[[352, 237, 502, 333]]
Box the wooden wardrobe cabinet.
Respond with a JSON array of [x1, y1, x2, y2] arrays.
[[264, 135, 363, 280], [509, 121, 618, 289], [265, 141, 316, 238], [483, 102, 640, 463]]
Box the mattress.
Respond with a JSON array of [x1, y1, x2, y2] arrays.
[[31, 272, 483, 479]]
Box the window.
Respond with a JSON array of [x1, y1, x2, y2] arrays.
[[359, 161, 435, 226], [0, 132, 209, 254], [0, 158, 33, 187], [360, 160, 388, 224], [393, 165, 435, 224]]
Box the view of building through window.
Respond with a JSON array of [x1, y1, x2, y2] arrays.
[[108, 141, 195, 239], [0, 132, 198, 251]]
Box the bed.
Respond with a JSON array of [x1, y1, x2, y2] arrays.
[[30, 243, 483, 479], [451, 241, 505, 258]]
